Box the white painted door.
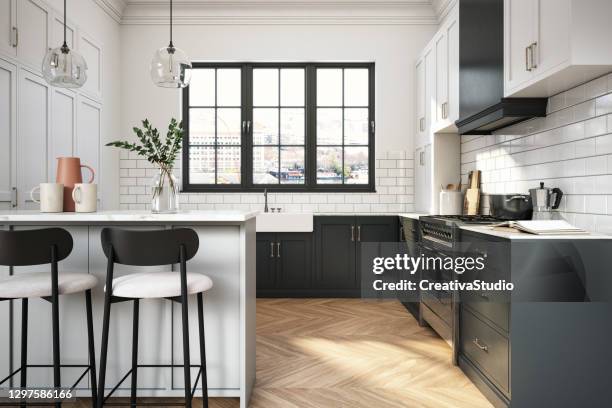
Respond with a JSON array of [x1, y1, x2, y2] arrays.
[[424, 143, 432, 214], [446, 15, 459, 125], [50, 88, 76, 178], [11, 226, 91, 390], [89, 226, 173, 393], [424, 47, 436, 145], [415, 57, 425, 144], [535, 0, 570, 75], [505, 0, 536, 93], [415, 147, 426, 212], [16, 0, 49, 72], [17, 69, 49, 209], [76, 96, 101, 205], [435, 31, 448, 128], [0, 59, 16, 210], [0, 0, 16, 57]]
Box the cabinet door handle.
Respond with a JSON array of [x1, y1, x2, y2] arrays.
[[12, 27, 18, 47], [357, 226, 361, 242], [399, 226, 405, 242], [351, 225, 355, 242], [370, 120, 375, 133], [473, 338, 488, 352], [270, 242, 275, 258], [11, 187, 17, 208], [276, 242, 281, 258], [530, 42, 538, 69], [525, 45, 532, 71]]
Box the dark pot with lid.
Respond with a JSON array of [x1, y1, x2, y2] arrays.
[[488, 194, 533, 220]]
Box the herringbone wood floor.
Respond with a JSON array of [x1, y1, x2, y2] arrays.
[[67, 299, 491, 408]]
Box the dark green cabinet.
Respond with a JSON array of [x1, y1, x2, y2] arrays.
[[315, 216, 398, 297], [256, 232, 313, 297]]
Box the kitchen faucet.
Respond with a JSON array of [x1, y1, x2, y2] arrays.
[[264, 188, 269, 213]]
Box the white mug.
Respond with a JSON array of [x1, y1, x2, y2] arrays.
[[30, 183, 64, 213], [72, 183, 97, 213]]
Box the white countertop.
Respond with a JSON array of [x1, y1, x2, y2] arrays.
[[0, 210, 258, 223], [398, 213, 429, 220], [460, 225, 612, 240]]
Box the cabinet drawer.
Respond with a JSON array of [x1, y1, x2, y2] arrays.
[[463, 294, 509, 333], [461, 307, 509, 394]]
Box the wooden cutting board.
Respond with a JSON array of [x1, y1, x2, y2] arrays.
[[464, 170, 481, 215]]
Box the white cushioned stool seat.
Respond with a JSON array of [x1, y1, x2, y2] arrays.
[[0, 272, 98, 298], [107, 272, 213, 299]]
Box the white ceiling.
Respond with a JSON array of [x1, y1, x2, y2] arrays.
[[96, 0, 455, 24]]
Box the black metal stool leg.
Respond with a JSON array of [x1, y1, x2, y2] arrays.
[[97, 294, 112, 408], [51, 277, 61, 408], [85, 290, 97, 408], [20, 298, 28, 408], [130, 299, 139, 407], [197, 293, 208, 408], [181, 293, 192, 408]]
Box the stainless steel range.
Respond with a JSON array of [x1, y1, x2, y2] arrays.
[[417, 215, 501, 363]]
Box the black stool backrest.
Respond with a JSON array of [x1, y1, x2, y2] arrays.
[[100, 228, 199, 266], [0, 228, 73, 266]]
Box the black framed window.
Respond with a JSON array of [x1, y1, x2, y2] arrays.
[[182, 62, 375, 192]]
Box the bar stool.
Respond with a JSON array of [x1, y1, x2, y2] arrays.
[[0, 228, 98, 407], [97, 228, 212, 408]]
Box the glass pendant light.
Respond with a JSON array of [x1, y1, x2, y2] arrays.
[[42, 0, 87, 88], [150, 0, 192, 88]]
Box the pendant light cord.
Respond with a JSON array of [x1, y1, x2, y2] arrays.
[[168, 0, 174, 49], [60, 0, 69, 53]]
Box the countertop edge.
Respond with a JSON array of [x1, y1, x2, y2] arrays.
[[460, 225, 612, 240]]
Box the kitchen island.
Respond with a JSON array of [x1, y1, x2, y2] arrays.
[[0, 211, 257, 408]]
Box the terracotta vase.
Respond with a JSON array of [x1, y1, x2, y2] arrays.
[[56, 157, 95, 212]]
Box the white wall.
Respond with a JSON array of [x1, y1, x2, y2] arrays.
[[461, 72, 612, 234], [47, 0, 122, 209], [117, 22, 435, 211]]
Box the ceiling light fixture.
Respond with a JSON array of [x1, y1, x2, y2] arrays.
[[150, 0, 192, 88], [42, 0, 88, 88]]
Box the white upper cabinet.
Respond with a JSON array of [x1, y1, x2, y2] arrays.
[[415, 3, 459, 141], [0, 0, 17, 57], [0, 59, 16, 210], [504, 0, 612, 97], [432, 5, 459, 133], [16, 0, 50, 72]]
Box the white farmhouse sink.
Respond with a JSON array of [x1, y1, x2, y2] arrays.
[[256, 212, 314, 232]]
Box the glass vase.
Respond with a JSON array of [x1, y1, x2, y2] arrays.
[[151, 168, 179, 213]]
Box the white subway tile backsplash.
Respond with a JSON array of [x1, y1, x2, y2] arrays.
[[118, 154, 410, 215], [462, 73, 612, 233]]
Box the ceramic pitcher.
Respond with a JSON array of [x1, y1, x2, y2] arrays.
[[56, 157, 95, 212]]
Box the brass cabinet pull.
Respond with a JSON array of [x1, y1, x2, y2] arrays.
[[473, 338, 488, 352], [11, 187, 17, 208], [276, 242, 281, 258], [357, 226, 361, 242], [12, 27, 18, 47], [351, 225, 355, 242], [270, 242, 275, 258]]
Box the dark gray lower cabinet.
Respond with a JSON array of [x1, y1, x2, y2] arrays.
[[256, 232, 313, 297], [315, 216, 399, 297], [458, 230, 612, 408], [257, 216, 399, 297]]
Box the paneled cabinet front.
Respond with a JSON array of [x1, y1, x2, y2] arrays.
[[257, 232, 313, 297], [315, 216, 398, 297]]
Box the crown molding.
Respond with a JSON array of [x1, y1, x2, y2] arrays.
[[431, 0, 456, 23], [120, 1, 438, 25], [94, 0, 127, 23], [95, 0, 443, 25]]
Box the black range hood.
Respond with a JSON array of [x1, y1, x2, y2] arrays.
[[455, 0, 547, 135]]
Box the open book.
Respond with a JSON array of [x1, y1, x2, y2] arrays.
[[491, 220, 589, 235]]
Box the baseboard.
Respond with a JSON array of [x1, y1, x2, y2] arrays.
[[458, 355, 510, 408]]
